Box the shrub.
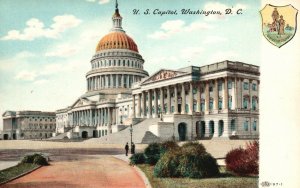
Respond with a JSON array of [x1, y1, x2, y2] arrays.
[[21, 153, 48, 166], [154, 150, 181, 178], [177, 152, 219, 178], [154, 142, 219, 178], [33, 155, 49, 166], [160, 140, 179, 156], [130, 153, 145, 165], [181, 142, 206, 156], [144, 143, 161, 165], [225, 141, 259, 176]]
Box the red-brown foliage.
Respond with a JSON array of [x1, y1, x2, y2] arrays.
[[225, 141, 259, 176]]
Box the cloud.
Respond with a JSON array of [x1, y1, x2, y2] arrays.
[[180, 47, 204, 60], [204, 2, 248, 21], [1, 15, 81, 41], [15, 70, 38, 81], [86, 0, 110, 4], [203, 36, 228, 44], [148, 20, 212, 40], [45, 43, 80, 57], [208, 51, 240, 63]]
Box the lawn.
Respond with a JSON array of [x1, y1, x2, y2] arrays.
[[0, 163, 39, 183], [138, 164, 258, 188]]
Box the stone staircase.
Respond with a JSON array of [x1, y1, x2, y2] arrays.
[[86, 118, 161, 144], [47, 132, 68, 140]]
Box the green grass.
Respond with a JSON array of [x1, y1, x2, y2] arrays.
[[138, 164, 258, 188], [0, 163, 39, 183]]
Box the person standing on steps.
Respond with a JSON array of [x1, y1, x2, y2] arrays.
[[125, 142, 129, 156], [131, 142, 135, 154]]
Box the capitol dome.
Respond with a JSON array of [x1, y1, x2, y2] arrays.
[[85, 1, 149, 95], [96, 32, 138, 52]]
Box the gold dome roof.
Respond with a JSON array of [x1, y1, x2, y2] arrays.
[[95, 32, 138, 53]]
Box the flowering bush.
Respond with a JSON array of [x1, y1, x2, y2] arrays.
[[225, 141, 259, 175]]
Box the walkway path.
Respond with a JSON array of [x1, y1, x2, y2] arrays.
[[3, 155, 146, 188]]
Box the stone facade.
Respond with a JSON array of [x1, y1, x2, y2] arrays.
[[1, 111, 56, 140]]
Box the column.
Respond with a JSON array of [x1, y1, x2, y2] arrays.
[[147, 90, 152, 118], [167, 86, 171, 114], [249, 79, 252, 110], [174, 85, 178, 114], [213, 79, 218, 111], [90, 109, 92, 126], [181, 83, 186, 114], [87, 79, 89, 91], [197, 83, 201, 112], [127, 75, 130, 88], [108, 108, 111, 125], [189, 82, 193, 115], [121, 74, 124, 88], [104, 108, 107, 125], [100, 108, 103, 126], [112, 108, 116, 125], [142, 91, 146, 118], [110, 74, 113, 88], [153, 89, 158, 117], [205, 81, 209, 113], [116, 75, 119, 88], [137, 94, 141, 118], [224, 77, 229, 110], [160, 88, 165, 113], [132, 95, 136, 118]]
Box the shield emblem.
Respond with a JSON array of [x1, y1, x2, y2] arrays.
[[260, 4, 298, 48]]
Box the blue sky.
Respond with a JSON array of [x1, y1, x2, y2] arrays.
[[0, 0, 261, 128]]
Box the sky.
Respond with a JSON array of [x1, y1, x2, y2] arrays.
[[0, 0, 261, 129]]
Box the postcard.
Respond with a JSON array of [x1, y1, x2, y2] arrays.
[[0, 0, 299, 187]]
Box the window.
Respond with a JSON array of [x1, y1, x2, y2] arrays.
[[252, 97, 257, 110], [253, 121, 257, 131], [218, 82, 222, 91], [252, 83, 257, 91], [218, 98, 222, 110], [193, 88, 197, 94], [209, 99, 213, 110], [244, 121, 249, 131], [228, 80, 232, 89], [209, 86, 213, 92], [185, 104, 189, 113], [243, 82, 249, 90], [193, 102, 197, 112], [171, 106, 174, 113], [201, 102, 205, 112], [164, 104, 167, 113], [243, 97, 248, 109], [231, 119, 236, 131]]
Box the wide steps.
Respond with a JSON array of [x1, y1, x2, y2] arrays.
[[86, 118, 160, 144]]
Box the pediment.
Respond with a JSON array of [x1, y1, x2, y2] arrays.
[[2, 111, 15, 117], [72, 98, 91, 108], [142, 69, 186, 85]]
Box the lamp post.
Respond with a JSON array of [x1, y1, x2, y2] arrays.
[[129, 124, 133, 153]]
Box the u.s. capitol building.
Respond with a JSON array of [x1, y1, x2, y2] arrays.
[[55, 3, 259, 142]]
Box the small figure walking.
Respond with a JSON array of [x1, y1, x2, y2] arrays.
[[131, 142, 135, 154], [125, 142, 129, 156]]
